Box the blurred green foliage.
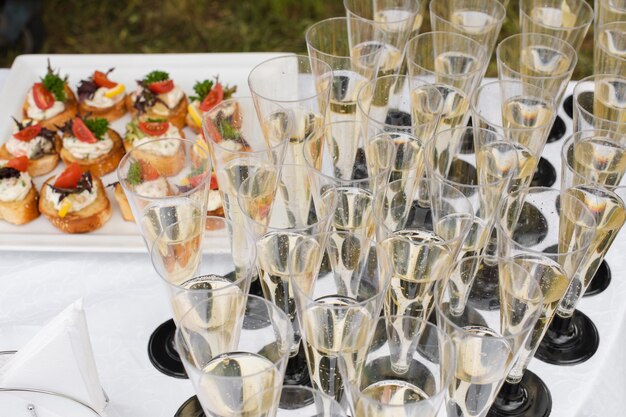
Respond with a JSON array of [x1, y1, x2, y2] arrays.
[[0, 0, 593, 77]]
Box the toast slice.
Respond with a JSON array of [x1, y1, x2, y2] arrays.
[[39, 175, 112, 233], [22, 85, 78, 131], [126, 141, 185, 177], [59, 128, 125, 177], [78, 95, 127, 122], [123, 126, 186, 153], [0, 143, 60, 177], [0, 186, 39, 225], [113, 182, 134, 222], [125, 94, 188, 129]]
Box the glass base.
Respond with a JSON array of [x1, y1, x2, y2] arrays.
[[535, 310, 599, 365], [283, 344, 311, 386], [148, 319, 187, 379], [584, 260, 611, 297], [530, 157, 557, 188], [487, 370, 552, 417], [563, 95, 573, 119], [546, 116, 566, 143], [174, 396, 204, 417]]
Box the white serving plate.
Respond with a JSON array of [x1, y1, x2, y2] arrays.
[[0, 52, 287, 253]]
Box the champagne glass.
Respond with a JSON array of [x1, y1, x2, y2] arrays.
[[247, 54, 333, 167], [117, 137, 210, 378], [343, 0, 420, 77], [406, 31, 487, 114], [150, 215, 257, 380], [118, 137, 211, 250], [519, 0, 593, 51], [237, 164, 337, 385], [340, 316, 455, 417], [535, 132, 626, 365], [471, 80, 557, 189], [595, 21, 626, 76], [303, 120, 395, 237], [429, 0, 506, 64], [573, 74, 626, 139], [596, 0, 626, 27], [290, 231, 392, 404], [306, 17, 385, 125], [242, 386, 347, 417], [176, 294, 293, 417], [435, 256, 544, 417], [489, 187, 597, 417], [374, 177, 474, 328]]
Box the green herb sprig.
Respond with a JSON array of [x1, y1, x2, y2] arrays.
[[189, 79, 214, 102], [126, 161, 142, 186], [143, 70, 170, 85], [84, 118, 109, 141], [41, 60, 68, 102]]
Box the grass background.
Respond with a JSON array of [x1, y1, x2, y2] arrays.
[[0, 0, 595, 77]]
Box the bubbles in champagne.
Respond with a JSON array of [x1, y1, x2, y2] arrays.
[[329, 70, 370, 116], [598, 27, 626, 57], [434, 52, 482, 77], [520, 46, 571, 76], [434, 86, 469, 132], [593, 78, 626, 126], [572, 139, 626, 186]]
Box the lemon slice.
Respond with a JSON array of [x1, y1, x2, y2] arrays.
[[188, 103, 203, 127], [104, 84, 126, 98], [58, 199, 72, 218]]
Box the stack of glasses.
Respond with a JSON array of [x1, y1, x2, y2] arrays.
[[115, 0, 626, 416]]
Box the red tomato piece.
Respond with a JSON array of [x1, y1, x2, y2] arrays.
[[6, 156, 29, 172], [209, 173, 219, 190], [148, 79, 174, 94], [13, 123, 42, 141], [199, 83, 224, 112], [93, 70, 117, 89], [140, 160, 160, 181], [72, 118, 98, 144], [54, 163, 83, 188], [138, 121, 169, 137], [32, 83, 55, 110]]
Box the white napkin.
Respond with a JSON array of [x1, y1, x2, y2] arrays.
[[0, 299, 107, 413]]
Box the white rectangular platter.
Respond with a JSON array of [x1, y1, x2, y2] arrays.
[[0, 52, 287, 252]]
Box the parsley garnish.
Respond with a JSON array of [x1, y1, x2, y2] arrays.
[[189, 79, 214, 102], [146, 117, 168, 123], [143, 70, 170, 85], [41, 60, 67, 102], [218, 119, 241, 139], [84, 118, 109, 141], [126, 161, 142, 186]]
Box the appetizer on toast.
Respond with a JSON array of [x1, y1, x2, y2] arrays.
[[124, 159, 172, 198], [126, 70, 188, 129], [186, 78, 237, 133], [40, 163, 111, 233], [0, 118, 61, 176], [58, 116, 125, 177], [22, 61, 77, 130], [77, 69, 127, 122], [124, 118, 185, 176], [110, 181, 134, 222], [0, 156, 39, 225]]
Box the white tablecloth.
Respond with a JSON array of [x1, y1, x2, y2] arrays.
[[0, 69, 624, 417]]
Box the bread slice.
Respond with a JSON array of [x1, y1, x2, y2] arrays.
[[78, 95, 127, 122], [113, 182, 134, 222], [22, 85, 78, 131], [125, 141, 185, 177], [59, 128, 125, 177], [125, 93, 188, 129], [123, 126, 186, 153], [0, 185, 39, 225], [39, 175, 112, 233], [0, 145, 60, 178]]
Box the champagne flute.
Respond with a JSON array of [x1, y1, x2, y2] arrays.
[[340, 316, 455, 417], [435, 256, 544, 417], [489, 187, 596, 417], [573, 74, 626, 139], [595, 21, 626, 76], [303, 120, 395, 238], [237, 164, 337, 385], [176, 294, 293, 417], [471, 80, 557, 189], [290, 231, 392, 404], [247, 54, 333, 167], [406, 31, 487, 118], [535, 132, 626, 365], [241, 386, 347, 417], [496, 33, 577, 108], [429, 0, 506, 64], [117, 137, 211, 378], [150, 214, 256, 385], [519, 0, 593, 51], [343, 0, 420, 77], [306, 17, 385, 126]]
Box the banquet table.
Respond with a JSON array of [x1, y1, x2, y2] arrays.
[[0, 68, 624, 417]]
